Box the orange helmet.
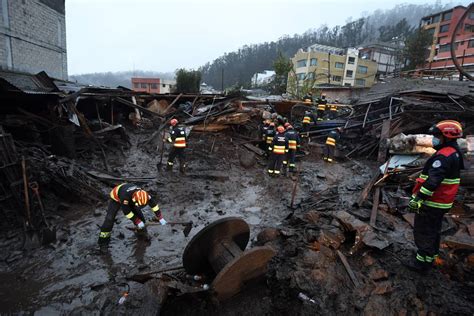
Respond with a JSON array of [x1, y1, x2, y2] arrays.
[[132, 190, 149, 206], [429, 120, 462, 139], [170, 119, 178, 126], [277, 126, 285, 133]]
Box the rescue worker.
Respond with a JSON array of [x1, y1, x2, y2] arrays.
[[260, 120, 270, 150], [406, 120, 464, 273], [328, 102, 338, 120], [98, 183, 167, 246], [301, 110, 313, 136], [283, 124, 300, 174], [267, 125, 288, 176], [302, 91, 313, 104], [264, 122, 276, 156], [166, 118, 187, 173], [316, 93, 328, 121], [323, 127, 342, 163]]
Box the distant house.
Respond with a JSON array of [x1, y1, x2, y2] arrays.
[[131, 77, 175, 94], [419, 5, 474, 74], [251, 70, 275, 87], [288, 43, 378, 91], [359, 41, 405, 76]]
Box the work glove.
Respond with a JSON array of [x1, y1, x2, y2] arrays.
[[408, 195, 423, 213], [159, 218, 167, 225]]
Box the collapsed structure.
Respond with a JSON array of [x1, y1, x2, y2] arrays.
[[0, 70, 473, 314]]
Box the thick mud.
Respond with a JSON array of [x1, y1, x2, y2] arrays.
[[1, 131, 473, 315]]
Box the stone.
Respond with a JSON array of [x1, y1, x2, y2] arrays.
[[362, 255, 376, 266], [256, 228, 280, 245], [369, 268, 389, 281], [466, 254, 474, 268], [372, 281, 393, 295]]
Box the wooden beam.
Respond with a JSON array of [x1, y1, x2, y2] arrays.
[[370, 187, 380, 227], [115, 97, 164, 117], [336, 250, 361, 287]]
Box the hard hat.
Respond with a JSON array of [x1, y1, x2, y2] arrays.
[[132, 190, 149, 206], [284, 122, 290, 128], [269, 122, 275, 127], [287, 124, 293, 129], [277, 126, 285, 133], [429, 120, 463, 139], [170, 119, 178, 126]]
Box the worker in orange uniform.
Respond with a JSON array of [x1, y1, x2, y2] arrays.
[[323, 127, 342, 163], [98, 183, 167, 247], [283, 123, 300, 175], [405, 120, 464, 273], [167, 119, 187, 174], [267, 125, 288, 176]]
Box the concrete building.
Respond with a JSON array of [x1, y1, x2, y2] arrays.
[[420, 5, 474, 73], [0, 0, 67, 80], [359, 41, 404, 76], [289, 43, 377, 91], [131, 77, 175, 94]]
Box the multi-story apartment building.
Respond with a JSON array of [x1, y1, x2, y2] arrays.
[[289, 43, 377, 91], [0, 0, 67, 80], [359, 41, 404, 76], [131, 77, 175, 94], [420, 5, 474, 73]]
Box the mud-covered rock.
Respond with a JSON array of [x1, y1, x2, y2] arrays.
[[256, 228, 280, 245]]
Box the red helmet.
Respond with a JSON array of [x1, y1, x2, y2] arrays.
[[284, 122, 290, 128], [132, 190, 149, 206], [277, 126, 285, 133], [170, 119, 178, 126], [429, 120, 462, 139]]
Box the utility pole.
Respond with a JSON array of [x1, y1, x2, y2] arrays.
[[328, 52, 331, 84], [221, 68, 224, 93]]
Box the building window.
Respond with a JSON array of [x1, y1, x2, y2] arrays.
[[150, 83, 158, 89], [432, 15, 440, 23], [307, 72, 314, 80], [162, 84, 166, 88], [296, 59, 307, 68], [310, 58, 317, 66], [442, 11, 452, 21], [357, 65, 368, 74], [348, 57, 355, 64], [133, 83, 139, 88], [439, 24, 449, 33], [296, 73, 306, 81], [465, 24, 474, 32], [332, 75, 342, 82], [469, 40, 474, 48], [335, 62, 344, 69], [356, 79, 366, 86], [346, 70, 353, 78], [141, 83, 148, 89], [344, 83, 351, 87], [439, 44, 450, 53], [437, 36, 448, 44], [470, 11, 474, 20]]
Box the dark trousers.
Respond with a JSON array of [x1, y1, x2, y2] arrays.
[[323, 144, 335, 162], [100, 200, 145, 236], [316, 110, 325, 120], [328, 111, 337, 120], [414, 205, 446, 260], [268, 153, 285, 175], [167, 147, 186, 168], [285, 149, 296, 172]]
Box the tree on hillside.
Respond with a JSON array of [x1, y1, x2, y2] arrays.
[[270, 52, 294, 95], [175, 69, 201, 93], [403, 28, 433, 70], [378, 18, 414, 42]]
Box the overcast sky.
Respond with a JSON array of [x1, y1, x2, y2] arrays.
[[66, 0, 461, 75]]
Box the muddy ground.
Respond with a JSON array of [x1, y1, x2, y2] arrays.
[[0, 130, 473, 315]]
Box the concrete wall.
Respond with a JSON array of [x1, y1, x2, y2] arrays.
[[0, 0, 67, 79]]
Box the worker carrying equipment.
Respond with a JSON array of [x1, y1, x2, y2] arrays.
[[323, 127, 342, 163], [267, 126, 288, 176], [316, 94, 328, 121], [98, 183, 167, 246], [405, 120, 464, 273], [283, 124, 300, 174], [166, 119, 187, 174], [264, 122, 276, 156]]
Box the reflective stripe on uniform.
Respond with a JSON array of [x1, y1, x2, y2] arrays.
[[266, 137, 273, 144], [326, 137, 336, 146], [327, 158, 333, 162], [273, 145, 286, 154], [167, 161, 174, 166], [303, 117, 311, 124], [425, 255, 434, 263], [151, 205, 159, 212], [416, 253, 425, 262], [110, 183, 125, 202], [288, 140, 297, 149], [174, 137, 186, 148], [268, 169, 274, 174], [274, 170, 280, 174], [125, 211, 134, 219], [100, 231, 111, 238], [441, 178, 460, 184], [420, 186, 434, 196], [289, 163, 295, 167], [317, 104, 325, 111], [423, 200, 453, 209]]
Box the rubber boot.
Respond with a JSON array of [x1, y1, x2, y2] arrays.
[[403, 257, 431, 274], [98, 236, 110, 252], [166, 163, 173, 171], [179, 163, 186, 175]]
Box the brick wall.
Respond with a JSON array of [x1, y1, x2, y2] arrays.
[[0, 0, 67, 79]]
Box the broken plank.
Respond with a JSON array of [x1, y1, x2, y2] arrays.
[[355, 171, 380, 207], [444, 235, 474, 250], [377, 119, 391, 163], [370, 187, 380, 227], [336, 250, 361, 287], [242, 143, 265, 156], [86, 170, 158, 183], [115, 97, 164, 117]]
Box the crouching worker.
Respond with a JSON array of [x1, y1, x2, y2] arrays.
[[98, 183, 167, 247]]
